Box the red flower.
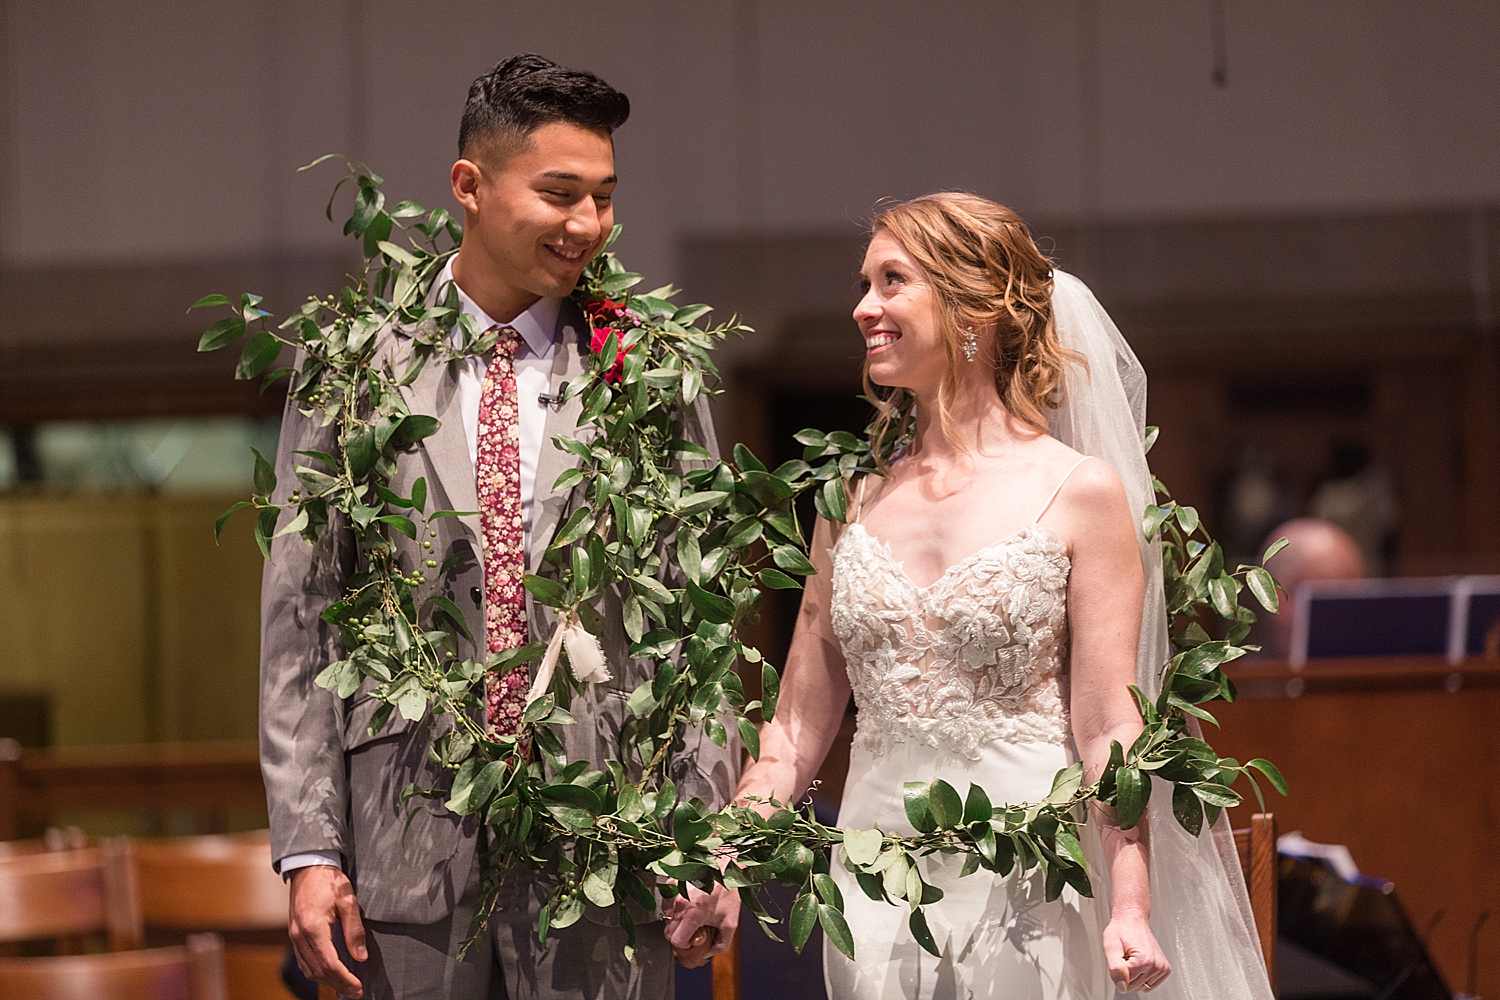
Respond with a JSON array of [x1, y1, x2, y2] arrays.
[[584, 297, 635, 384]]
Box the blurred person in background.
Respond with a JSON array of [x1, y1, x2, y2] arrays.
[[1251, 517, 1367, 659], [1219, 445, 1296, 568], [1307, 438, 1398, 576]]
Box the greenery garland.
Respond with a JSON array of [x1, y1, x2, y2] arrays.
[[202, 159, 1286, 962]]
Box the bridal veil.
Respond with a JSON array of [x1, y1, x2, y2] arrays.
[[1048, 271, 1276, 1000]]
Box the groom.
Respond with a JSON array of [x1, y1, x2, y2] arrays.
[[260, 56, 737, 1000]]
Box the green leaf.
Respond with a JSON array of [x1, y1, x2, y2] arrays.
[[376, 514, 416, 539], [1262, 536, 1290, 563], [737, 716, 761, 760], [908, 908, 939, 957], [189, 293, 231, 310], [1246, 758, 1289, 795], [903, 782, 936, 833], [390, 415, 440, 448], [550, 895, 585, 930], [214, 501, 251, 542], [1172, 782, 1204, 836], [552, 467, 585, 492], [1116, 766, 1148, 830], [553, 507, 596, 547], [488, 641, 547, 676], [347, 426, 376, 479], [236, 330, 282, 380], [1246, 567, 1279, 613], [770, 544, 816, 576], [253, 506, 279, 560], [760, 662, 779, 721], [523, 575, 568, 608], [669, 439, 714, 461], [1193, 782, 1241, 808], [882, 852, 910, 899], [250, 447, 276, 497], [962, 783, 993, 825], [198, 315, 246, 352], [686, 580, 735, 623], [410, 477, 427, 514], [1208, 575, 1237, 619], [1176, 504, 1201, 535], [1046, 761, 1085, 806], [732, 442, 767, 473], [842, 828, 883, 868], [675, 490, 731, 517], [813, 872, 843, 910], [425, 594, 472, 641], [928, 780, 963, 829], [1143, 425, 1160, 454], [757, 567, 801, 590], [539, 783, 600, 833], [819, 904, 855, 960], [273, 506, 309, 538], [821, 478, 849, 523], [789, 891, 818, 953]]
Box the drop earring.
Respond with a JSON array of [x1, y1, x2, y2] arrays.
[[961, 327, 979, 362]]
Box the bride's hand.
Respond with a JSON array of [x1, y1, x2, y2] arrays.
[[1102, 913, 1170, 994]]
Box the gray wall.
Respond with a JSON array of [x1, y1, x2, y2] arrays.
[[2, 0, 1498, 305]]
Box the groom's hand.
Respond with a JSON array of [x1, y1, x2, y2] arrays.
[[664, 882, 740, 969], [289, 865, 368, 998]]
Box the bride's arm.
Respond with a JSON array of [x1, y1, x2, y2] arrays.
[[735, 514, 852, 811], [1060, 459, 1170, 994], [663, 516, 851, 965]]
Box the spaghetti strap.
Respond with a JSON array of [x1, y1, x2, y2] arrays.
[[1034, 457, 1091, 523], [850, 475, 870, 524]]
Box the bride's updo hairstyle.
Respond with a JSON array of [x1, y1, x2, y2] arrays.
[[864, 192, 1080, 460]]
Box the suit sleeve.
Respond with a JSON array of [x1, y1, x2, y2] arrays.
[[667, 393, 742, 812], [259, 389, 356, 872]]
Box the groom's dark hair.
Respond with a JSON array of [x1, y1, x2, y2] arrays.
[[460, 54, 630, 163]]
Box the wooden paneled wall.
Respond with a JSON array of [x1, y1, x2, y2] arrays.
[[0, 495, 263, 748]]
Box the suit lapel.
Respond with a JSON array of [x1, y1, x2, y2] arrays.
[[529, 298, 590, 571], [404, 336, 482, 548]]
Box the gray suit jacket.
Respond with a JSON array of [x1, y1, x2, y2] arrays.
[[259, 298, 738, 924]]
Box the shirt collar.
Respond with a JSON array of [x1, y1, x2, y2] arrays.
[[440, 260, 561, 358]]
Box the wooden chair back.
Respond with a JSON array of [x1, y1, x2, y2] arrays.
[[1233, 812, 1279, 992], [130, 831, 296, 1000], [711, 927, 741, 1000], [0, 930, 228, 1000], [133, 830, 288, 931], [0, 838, 142, 950]]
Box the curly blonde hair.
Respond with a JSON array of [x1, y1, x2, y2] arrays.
[[864, 193, 1081, 463]]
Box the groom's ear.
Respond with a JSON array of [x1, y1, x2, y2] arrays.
[[450, 158, 484, 214]]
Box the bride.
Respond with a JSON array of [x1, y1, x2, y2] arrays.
[[730, 193, 1274, 999]]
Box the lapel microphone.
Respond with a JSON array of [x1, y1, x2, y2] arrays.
[[537, 380, 569, 408]]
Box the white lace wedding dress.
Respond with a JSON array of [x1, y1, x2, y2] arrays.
[[825, 461, 1118, 1000]]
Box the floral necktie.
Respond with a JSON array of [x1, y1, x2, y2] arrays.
[[476, 326, 528, 736]]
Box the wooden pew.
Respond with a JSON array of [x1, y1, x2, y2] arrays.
[[1216, 655, 1500, 1000]]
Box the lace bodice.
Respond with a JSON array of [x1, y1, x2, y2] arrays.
[[830, 521, 1073, 761]]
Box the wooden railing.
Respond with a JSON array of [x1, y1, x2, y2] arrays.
[[0, 740, 264, 840]]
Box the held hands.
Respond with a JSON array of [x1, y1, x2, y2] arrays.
[[1103, 912, 1171, 994], [663, 882, 740, 969], [288, 865, 367, 999]]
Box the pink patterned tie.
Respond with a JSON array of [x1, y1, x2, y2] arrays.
[[477, 327, 529, 736]]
